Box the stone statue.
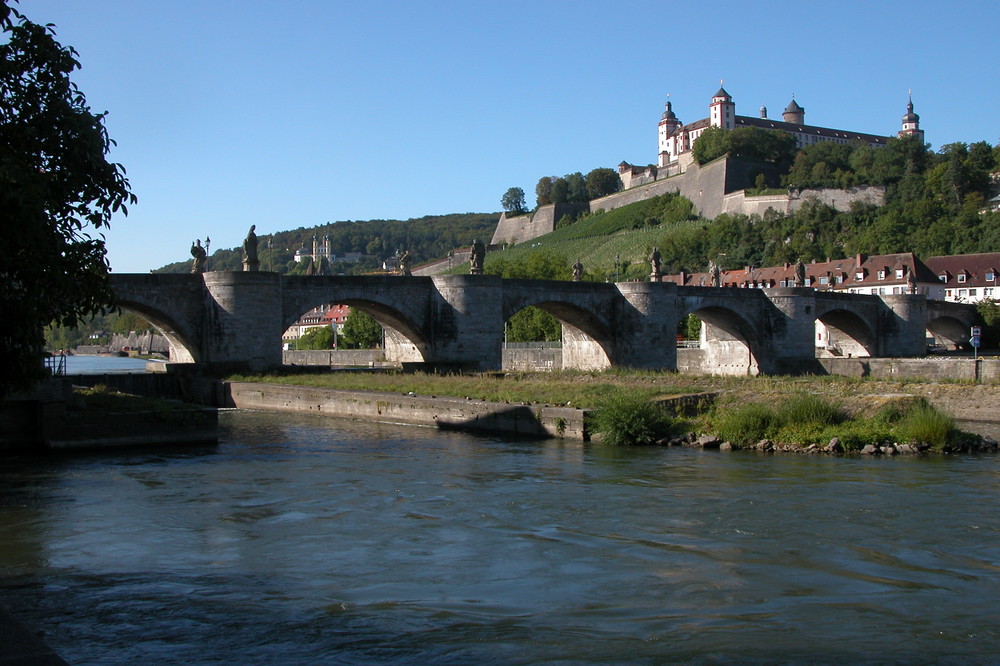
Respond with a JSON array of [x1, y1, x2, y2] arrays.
[[469, 239, 486, 275], [399, 250, 412, 276], [649, 247, 662, 281], [242, 224, 259, 271], [708, 259, 721, 287], [572, 259, 583, 282], [907, 270, 918, 294], [190, 239, 207, 274], [793, 259, 806, 287]]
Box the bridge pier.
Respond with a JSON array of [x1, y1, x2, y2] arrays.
[[613, 282, 678, 369], [203, 272, 283, 371], [880, 294, 929, 356], [428, 275, 504, 371], [764, 288, 824, 374]]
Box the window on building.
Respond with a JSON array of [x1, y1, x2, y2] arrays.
[[855, 271, 864, 281], [959, 289, 967, 297], [835, 275, 844, 284], [895, 269, 904, 279], [939, 273, 948, 282], [946, 290, 953, 297], [957, 273, 967, 283], [986, 288, 994, 297], [879, 288, 886, 295], [819, 276, 828, 285], [987, 271, 995, 282], [970, 289, 977, 297], [877, 270, 886, 280], [804, 278, 812, 287]]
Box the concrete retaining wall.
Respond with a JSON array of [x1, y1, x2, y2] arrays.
[[283, 349, 385, 366], [503, 348, 562, 371], [222, 381, 588, 439], [819, 357, 1000, 383]]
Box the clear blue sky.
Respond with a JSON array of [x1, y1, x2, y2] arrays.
[[18, 0, 1000, 273]]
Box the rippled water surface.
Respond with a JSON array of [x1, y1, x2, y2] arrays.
[[1, 410, 999, 663]]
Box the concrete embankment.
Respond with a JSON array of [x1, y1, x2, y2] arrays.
[[220, 381, 587, 439]]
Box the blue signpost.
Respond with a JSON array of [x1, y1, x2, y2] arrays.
[[971, 326, 982, 360]]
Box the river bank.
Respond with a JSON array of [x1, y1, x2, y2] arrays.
[[219, 372, 1000, 450]]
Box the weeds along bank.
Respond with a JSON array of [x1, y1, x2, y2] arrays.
[[226, 370, 999, 452]]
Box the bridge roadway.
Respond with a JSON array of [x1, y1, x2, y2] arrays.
[[110, 272, 979, 375]]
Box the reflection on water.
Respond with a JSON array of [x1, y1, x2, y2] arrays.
[[1, 410, 999, 663]]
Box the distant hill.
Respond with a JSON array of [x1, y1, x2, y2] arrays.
[[152, 212, 500, 275]]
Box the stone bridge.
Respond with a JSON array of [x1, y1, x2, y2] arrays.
[[110, 272, 980, 375]]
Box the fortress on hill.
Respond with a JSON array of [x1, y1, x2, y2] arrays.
[[491, 85, 923, 246]]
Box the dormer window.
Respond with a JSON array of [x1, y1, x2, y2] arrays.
[[957, 273, 967, 283], [939, 273, 948, 282], [895, 269, 904, 279], [987, 271, 996, 282], [877, 270, 886, 280], [855, 271, 865, 281]]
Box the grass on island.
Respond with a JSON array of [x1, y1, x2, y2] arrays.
[[226, 369, 981, 451], [71, 384, 210, 423]]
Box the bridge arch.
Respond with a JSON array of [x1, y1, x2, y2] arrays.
[[283, 296, 430, 363], [114, 299, 200, 363], [508, 299, 615, 370], [927, 315, 970, 350], [814, 307, 877, 358], [678, 301, 765, 375]]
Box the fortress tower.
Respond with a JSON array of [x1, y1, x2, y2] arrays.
[[898, 93, 924, 142]]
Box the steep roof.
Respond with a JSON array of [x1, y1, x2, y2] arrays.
[[925, 253, 1000, 287]]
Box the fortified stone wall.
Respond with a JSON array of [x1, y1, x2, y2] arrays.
[[490, 157, 886, 247], [491, 203, 588, 246]]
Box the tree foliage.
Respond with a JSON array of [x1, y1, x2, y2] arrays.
[[692, 126, 797, 166], [296, 326, 336, 350], [585, 167, 622, 199], [341, 309, 382, 349], [1, 2, 136, 396], [501, 187, 526, 214]]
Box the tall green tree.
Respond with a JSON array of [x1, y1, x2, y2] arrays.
[[501, 187, 526, 214], [1, 1, 136, 397], [535, 176, 555, 206], [341, 309, 382, 349], [585, 168, 622, 199]]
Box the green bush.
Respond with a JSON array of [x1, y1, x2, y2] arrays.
[[590, 389, 674, 446], [896, 404, 955, 451], [777, 393, 845, 426], [712, 403, 779, 447]]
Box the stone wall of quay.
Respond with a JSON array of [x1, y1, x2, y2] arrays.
[[283, 349, 385, 366], [818, 357, 1000, 384], [221, 381, 588, 439]]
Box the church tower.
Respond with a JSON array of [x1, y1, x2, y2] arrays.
[[709, 85, 735, 129], [898, 93, 924, 142], [657, 97, 682, 158]]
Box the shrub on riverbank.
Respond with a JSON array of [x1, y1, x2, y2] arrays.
[[589, 389, 676, 446], [704, 393, 965, 451]]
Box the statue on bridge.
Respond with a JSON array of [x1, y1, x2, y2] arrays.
[[469, 239, 486, 275], [190, 239, 207, 274], [793, 259, 806, 287], [572, 259, 584, 282], [708, 259, 721, 287], [399, 250, 412, 276], [242, 225, 260, 272], [649, 247, 662, 281]]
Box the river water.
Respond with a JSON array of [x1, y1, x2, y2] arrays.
[[1, 410, 999, 664]]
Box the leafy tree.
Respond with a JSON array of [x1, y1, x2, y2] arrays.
[[506, 306, 561, 342], [341, 309, 382, 349], [585, 168, 622, 199], [296, 326, 336, 350], [977, 299, 1000, 348], [111, 311, 151, 335], [564, 172, 588, 203], [549, 177, 569, 204], [535, 176, 555, 206], [691, 126, 729, 165], [501, 187, 526, 214], [1, 2, 136, 397]]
